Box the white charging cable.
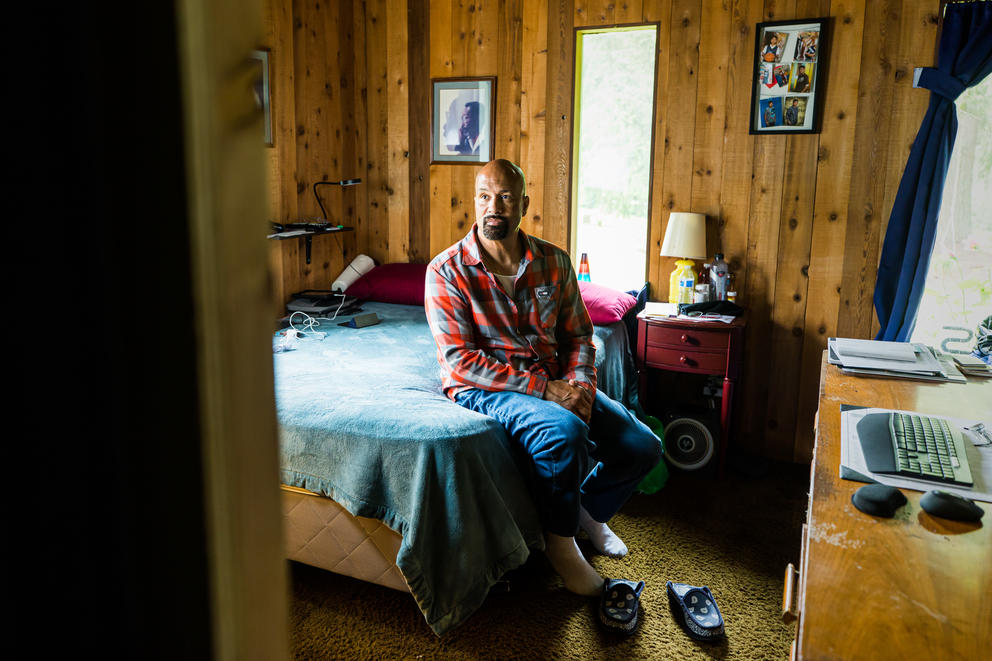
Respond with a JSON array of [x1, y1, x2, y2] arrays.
[[274, 312, 325, 352], [287, 311, 327, 339], [329, 295, 350, 320]]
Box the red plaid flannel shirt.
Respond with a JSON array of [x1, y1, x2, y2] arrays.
[[425, 227, 597, 400]]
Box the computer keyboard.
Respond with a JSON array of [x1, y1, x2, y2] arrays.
[[889, 413, 974, 486]]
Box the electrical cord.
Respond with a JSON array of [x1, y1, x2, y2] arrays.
[[313, 179, 362, 222], [289, 293, 352, 329], [287, 311, 326, 338], [275, 295, 357, 354], [329, 295, 349, 319]]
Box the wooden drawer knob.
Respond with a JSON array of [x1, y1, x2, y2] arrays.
[[681, 333, 689, 343], [679, 355, 688, 364]]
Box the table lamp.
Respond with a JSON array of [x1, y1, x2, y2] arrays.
[[313, 178, 362, 223], [660, 212, 706, 304]]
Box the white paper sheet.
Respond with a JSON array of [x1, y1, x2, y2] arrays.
[[637, 304, 735, 324], [640, 302, 679, 318], [833, 338, 917, 361], [674, 314, 735, 323], [833, 341, 942, 374]]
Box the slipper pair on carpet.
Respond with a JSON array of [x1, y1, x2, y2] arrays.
[[597, 578, 725, 641]]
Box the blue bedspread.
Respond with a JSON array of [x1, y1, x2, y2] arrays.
[[274, 302, 640, 635]]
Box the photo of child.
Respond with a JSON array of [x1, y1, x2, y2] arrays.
[[760, 31, 790, 63], [783, 96, 808, 126], [774, 64, 791, 88], [760, 97, 783, 128], [761, 62, 776, 87], [790, 62, 814, 93], [793, 30, 819, 61]]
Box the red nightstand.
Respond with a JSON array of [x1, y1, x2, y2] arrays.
[[635, 312, 747, 475]]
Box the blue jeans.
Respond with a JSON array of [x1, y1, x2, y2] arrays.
[[455, 388, 662, 537]]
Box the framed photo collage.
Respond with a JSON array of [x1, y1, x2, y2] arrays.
[[749, 18, 829, 134]]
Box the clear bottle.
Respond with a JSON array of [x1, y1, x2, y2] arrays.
[[698, 263, 712, 301], [710, 253, 730, 301], [726, 273, 737, 303]]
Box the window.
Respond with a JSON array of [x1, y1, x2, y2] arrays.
[[910, 76, 992, 355], [571, 26, 658, 291]]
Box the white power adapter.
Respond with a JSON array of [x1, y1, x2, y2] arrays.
[[274, 329, 300, 353]]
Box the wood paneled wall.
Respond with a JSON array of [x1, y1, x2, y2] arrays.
[[262, 0, 939, 462], [262, 0, 368, 304]]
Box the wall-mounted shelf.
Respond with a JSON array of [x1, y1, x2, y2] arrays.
[[267, 224, 354, 264]]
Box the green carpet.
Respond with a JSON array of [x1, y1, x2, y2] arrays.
[[288, 459, 809, 660]]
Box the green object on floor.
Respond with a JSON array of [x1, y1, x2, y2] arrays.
[[637, 415, 668, 493]]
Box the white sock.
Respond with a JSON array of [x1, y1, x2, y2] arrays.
[[579, 507, 628, 558], [544, 533, 604, 596]]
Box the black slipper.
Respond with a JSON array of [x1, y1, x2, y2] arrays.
[[599, 578, 645, 635], [666, 581, 725, 641]]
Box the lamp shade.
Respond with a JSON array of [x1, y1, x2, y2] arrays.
[[660, 212, 706, 259]]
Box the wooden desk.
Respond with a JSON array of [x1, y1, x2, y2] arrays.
[[635, 313, 746, 474], [790, 353, 992, 660]]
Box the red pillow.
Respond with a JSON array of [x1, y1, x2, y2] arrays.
[[345, 262, 428, 305], [579, 281, 637, 325]]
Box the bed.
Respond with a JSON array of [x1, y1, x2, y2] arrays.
[[274, 264, 645, 635]]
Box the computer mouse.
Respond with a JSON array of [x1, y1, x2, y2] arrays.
[[919, 490, 984, 522], [852, 483, 907, 518]]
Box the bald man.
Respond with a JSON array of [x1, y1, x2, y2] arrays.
[[425, 159, 661, 596]]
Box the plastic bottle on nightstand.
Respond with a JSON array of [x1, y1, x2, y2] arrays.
[[696, 264, 712, 302], [678, 263, 696, 304], [669, 260, 697, 304], [726, 272, 737, 303], [710, 253, 730, 301]]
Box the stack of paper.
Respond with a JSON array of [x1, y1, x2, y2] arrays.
[[954, 354, 992, 378], [639, 302, 679, 318], [827, 337, 966, 383], [637, 302, 736, 324]]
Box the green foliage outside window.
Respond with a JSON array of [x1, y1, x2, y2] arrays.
[[912, 77, 992, 355], [573, 28, 657, 291]]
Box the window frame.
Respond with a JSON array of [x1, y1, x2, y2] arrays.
[[569, 22, 662, 288]]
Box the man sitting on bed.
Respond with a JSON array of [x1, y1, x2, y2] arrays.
[[424, 158, 662, 597]]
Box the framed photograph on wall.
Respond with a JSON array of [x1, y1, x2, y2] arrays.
[[749, 18, 829, 134], [250, 49, 273, 147], [431, 77, 496, 164]]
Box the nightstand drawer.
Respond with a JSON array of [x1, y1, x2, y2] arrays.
[[644, 324, 729, 350], [644, 346, 727, 373]]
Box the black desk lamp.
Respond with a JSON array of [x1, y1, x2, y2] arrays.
[[313, 178, 362, 224], [266, 178, 359, 264]]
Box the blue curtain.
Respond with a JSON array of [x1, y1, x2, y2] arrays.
[[873, 1, 992, 341]]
